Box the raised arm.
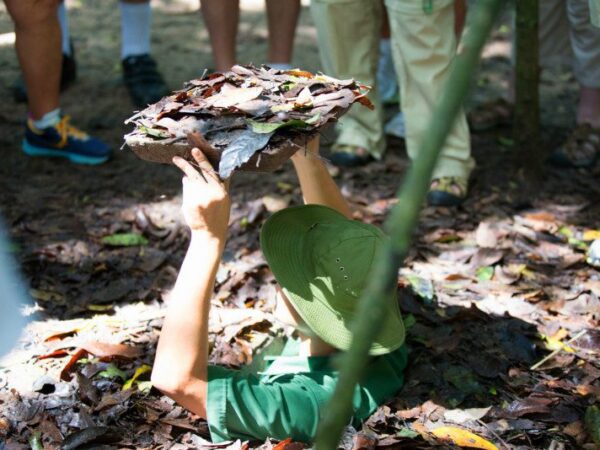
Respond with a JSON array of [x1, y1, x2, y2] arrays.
[[291, 136, 352, 218], [151, 149, 230, 419]]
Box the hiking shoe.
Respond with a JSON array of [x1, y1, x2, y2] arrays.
[[12, 49, 77, 103], [122, 54, 169, 108], [23, 116, 111, 165]]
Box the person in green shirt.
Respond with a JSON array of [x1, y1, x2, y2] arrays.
[[151, 137, 407, 443]]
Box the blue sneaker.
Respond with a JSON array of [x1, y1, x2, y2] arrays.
[[23, 116, 111, 165]]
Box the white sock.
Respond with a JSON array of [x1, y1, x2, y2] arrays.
[[57, 3, 72, 56], [32, 108, 61, 130], [119, 1, 152, 59]]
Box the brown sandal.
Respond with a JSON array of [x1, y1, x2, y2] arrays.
[[550, 124, 600, 168], [468, 98, 514, 132]]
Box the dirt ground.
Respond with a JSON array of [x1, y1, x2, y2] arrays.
[[0, 1, 599, 449]]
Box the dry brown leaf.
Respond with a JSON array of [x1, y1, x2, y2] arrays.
[[262, 194, 291, 213], [206, 86, 263, 108], [79, 341, 143, 359], [524, 211, 556, 222], [351, 431, 377, 450], [36, 349, 69, 360], [60, 348, 88, 381], [475, 222, 499, 248]]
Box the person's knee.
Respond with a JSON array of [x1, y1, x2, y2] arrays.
[[6, 0, 60, 28]]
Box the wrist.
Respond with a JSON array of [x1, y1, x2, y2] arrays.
[[189, 230, 227, 248], [292, 152, 321, 169]]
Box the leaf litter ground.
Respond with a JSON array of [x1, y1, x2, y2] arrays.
[[0, 4, 599, 450]]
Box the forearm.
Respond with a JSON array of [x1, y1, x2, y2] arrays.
[[292, 140, 352, 218], [152, 232, 224, 418]]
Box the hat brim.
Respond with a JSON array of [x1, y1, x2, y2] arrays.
[[260, 205, 405, 356]]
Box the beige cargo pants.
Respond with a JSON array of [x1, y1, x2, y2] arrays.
[[310, 0, 474, 180], [537, 0, 600, 88], [310, 0, 386, 158]]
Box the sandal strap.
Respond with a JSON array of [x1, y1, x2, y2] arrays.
[[331, 144, 370, 157], [430, 177, 468, 197]]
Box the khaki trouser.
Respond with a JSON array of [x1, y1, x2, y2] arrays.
[[537, 0, 600, 88], [385, 0, 474, 179], [311, 0, 473, 179], [310, 0, 386, 158]]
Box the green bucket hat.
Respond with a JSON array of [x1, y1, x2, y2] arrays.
[[260, 204, 405, 356]]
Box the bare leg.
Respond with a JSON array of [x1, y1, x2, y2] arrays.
[[577, 86, 600, 128], [265, 0, 300, 64], [381, 0, 390, 39], [5, 0, 61, 119], [200, 0, 239, 71], [454, 0, 466, 37]]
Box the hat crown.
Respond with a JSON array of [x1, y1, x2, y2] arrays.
[[310, 223, 384, 299]]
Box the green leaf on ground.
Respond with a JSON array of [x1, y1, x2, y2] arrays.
[[397, 428, 419, 439], [403, 314, 417, 331], [476, 266, 494, 281], [101, 233, 148, 247], [29, 432, 43, 450], [444, 365, 483, 395], [406, 274, 435, 304], [137, 381, 153, 394], [498, 136, 514, 147], [123, 364, 152, 391], [98, 364, 128, 382]]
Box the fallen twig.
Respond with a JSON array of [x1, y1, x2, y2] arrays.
[[530, 329, 587, 370]]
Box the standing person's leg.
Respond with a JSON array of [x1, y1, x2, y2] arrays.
[[469, 0, 567, 132], [5, 0, 61, 119], [454, 0, 466, 37], [11, 0, 76, 102], [310, 0, 385, 166], [265, 0, 300, 69], [385, 0, 474, 206], [550, 0, 600, 166], [120, 0, 169, 108], [568, 0, 600, 128], [4, 0, 110, 164], [200, 0, 239, 72]]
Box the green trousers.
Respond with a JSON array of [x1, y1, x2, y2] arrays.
[[310, 0, 474, 180]]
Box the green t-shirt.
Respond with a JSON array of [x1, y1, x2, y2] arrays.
[[206, 339, 408, 444]]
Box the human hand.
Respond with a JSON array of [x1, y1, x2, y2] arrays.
[[172, 148, 231, 241]]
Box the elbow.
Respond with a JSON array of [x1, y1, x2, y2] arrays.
[[151, 368, 187, 398], [150, 368, 208, 418]]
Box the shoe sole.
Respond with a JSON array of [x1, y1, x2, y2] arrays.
[[22, 140, 109, 165], [427, 191, 464, 207]]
